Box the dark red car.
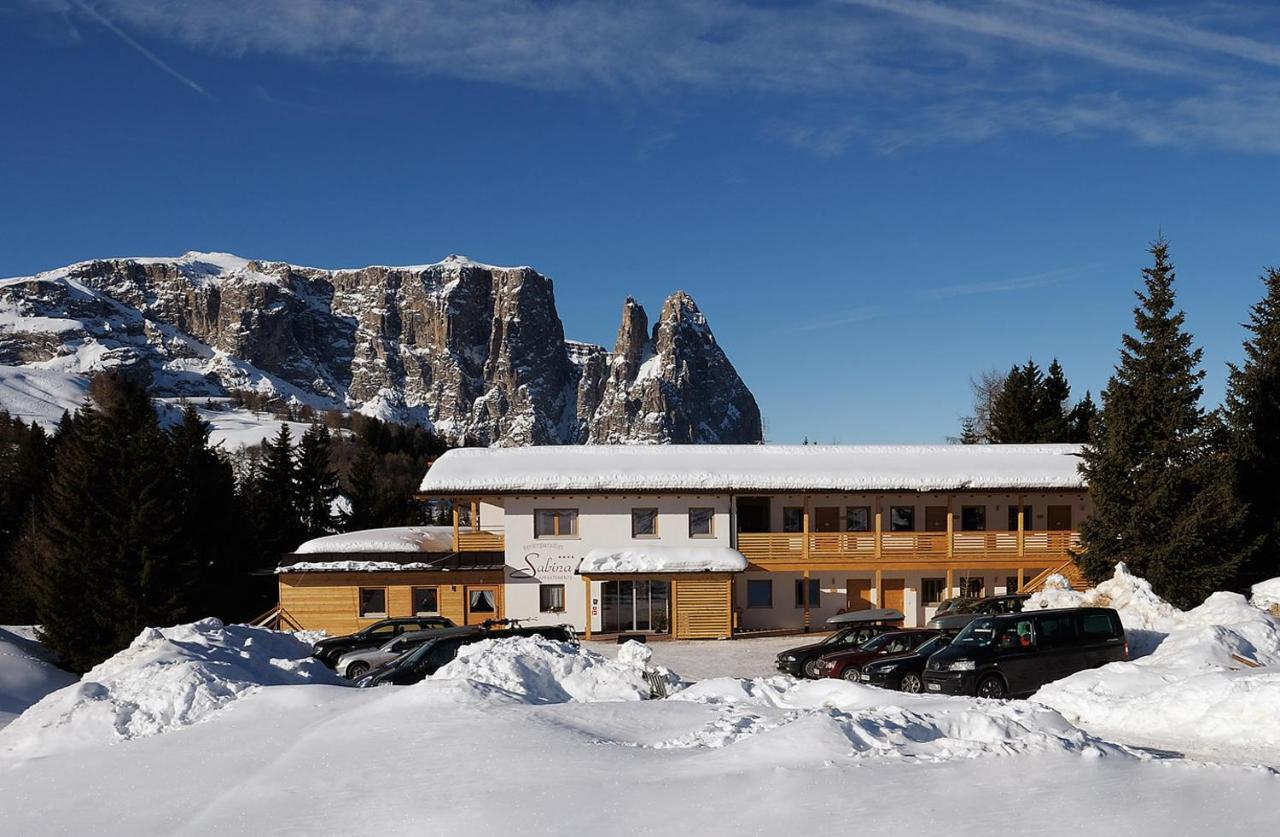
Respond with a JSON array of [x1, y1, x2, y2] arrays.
[[814, 629, 942, 681]]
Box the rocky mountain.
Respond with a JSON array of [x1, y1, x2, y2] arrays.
[[0, 252, 762, 446]]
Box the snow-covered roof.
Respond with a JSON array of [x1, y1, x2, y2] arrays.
[[294, 526, 454, 555], [579, 546, 747, 574], [419, 444, 1086, 495]]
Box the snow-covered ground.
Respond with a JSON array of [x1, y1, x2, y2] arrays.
[[2, 573, 1279, 835], [0, 626, 76, 730]]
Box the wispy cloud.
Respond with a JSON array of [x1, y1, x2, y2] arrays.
[[25, 1, 1280, 154], [71, 0, 209, 97], [781, 305, 884, 333], [916, 265, 1098, 301]]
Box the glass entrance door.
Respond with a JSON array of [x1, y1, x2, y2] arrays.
[[601, 580, 670, 633]]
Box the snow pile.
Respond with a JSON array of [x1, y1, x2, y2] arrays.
[[1031, 570, 1280, 760], [0, 619, 341, 757], [294, 526, 455, 555], [278, 560, 437, 573], [0, 627, 77, 730], [1251, 577, 1280, 615], [429, 637, 669, 703], [1024, 562, 1181, 656], [580, 546, 747, 574], [665, 676, 1128, 762]]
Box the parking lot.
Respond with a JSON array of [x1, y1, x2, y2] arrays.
[[599, 634, 816, 680]]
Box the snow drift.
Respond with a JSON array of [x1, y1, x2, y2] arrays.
[[428, 637, 672, 703], [0, 619, 341, 757], [1029, 566, 1280, 761]]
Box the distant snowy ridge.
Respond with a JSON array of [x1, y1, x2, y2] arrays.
[[0, 251, 762, 446]]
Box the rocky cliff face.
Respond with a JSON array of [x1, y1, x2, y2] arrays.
[[0, 252, 762, 446]]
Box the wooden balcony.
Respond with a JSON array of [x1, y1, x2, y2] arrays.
[[455, 530, 505, 551], [736, 530, 1080, 567]]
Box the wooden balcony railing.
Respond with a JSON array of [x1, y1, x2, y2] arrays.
[[736, 530, 1080, 564], [455, 530, 505, 551]]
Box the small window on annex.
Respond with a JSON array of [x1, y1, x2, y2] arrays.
[[534, 509, 578, 538], [411, 587, 439, 615], [782, 506, 804, 533], [961, 505, 986, 531], [889, 506, 915, 532], [689, 507, 715, 537], [359, 587, 387, 618], [921, 577, 946, 605], [631, 508, 659, 538], [1007, 505, 1032, 532], [794, 579, 821, 608], [846, 506, 871, 532], [539, 584, 566, 613], [746, 579, 773, 608]]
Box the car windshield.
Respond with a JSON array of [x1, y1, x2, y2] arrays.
[[915, 636, 947, 655], [953, 617, 999, 646], [821, 628, 858, 646], [859, 633, 903, 652]]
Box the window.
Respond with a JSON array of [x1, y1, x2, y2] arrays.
[[689, 507, 715, 537], [782, 506, 804, 533], [539, 584, 566, 613], [631, 508, 658, 538], [922, 577, 946, 605], [1006, 576, 1021, 594], [534, 508, 578, 538], [1036, 613, 1079, 648], [845, 506, 870, 532], [1081, 612, 1121, 640], [961, 505, 986, 531], [960, 576, 984, 597], [412, 587, 439, 615], [996, 619, 1036, 649], [1007, 504, 1032, 531], [889, 506, 915, 532], [359, 588, 387, 618], [794, 579, 821, 608], [746, 579, 773, 608], [468, 589, 496, 613]]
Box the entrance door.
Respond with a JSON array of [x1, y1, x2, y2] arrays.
[[602, 580, 671, 633], [924, 506, 948, 532], [1047, 505, 1072, 531], [814, 507, 840, 532], [464, 586, 499, 625], [735, 497, 770, 533], [846, 578, 873, 611], [880, 578, 906, 613]]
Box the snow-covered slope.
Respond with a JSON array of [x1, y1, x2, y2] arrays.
[[0, 627, 76, 730], [0, 252, 762, 445]]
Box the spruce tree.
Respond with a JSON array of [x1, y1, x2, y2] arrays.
[[296, 422, 339, 538], [1068, 391, 1098, 444], [0, 416, 52, 622], [249, 424, 303, 567], [1223, 267, 1280, 589], [1078, 238, 1241, 607], [343, 444, 381, 530], [989, 361, 1043, 443], [1036, 359, 1073, 442]]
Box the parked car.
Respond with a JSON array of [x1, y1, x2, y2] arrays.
[[923, 606, 1127, 699], [814, 629, 942, 682], [356, 624, 578, 687], [927, 594, 1029, 632], [311, 616, 455, 667], [858, 634, 952, 693], [335, 627, 454, 679], [776, 623, 902, 679]]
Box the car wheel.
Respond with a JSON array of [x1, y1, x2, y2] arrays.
[[976, 674, 1006, 699], [841, 667, 861, 682], [802, 659, 821, 679], [345, 662, 370, 679], [898, 672, 923, 693]]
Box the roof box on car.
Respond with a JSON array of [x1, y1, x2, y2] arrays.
[[825, 608, 905, 626]]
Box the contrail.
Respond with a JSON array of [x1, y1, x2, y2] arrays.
[[73, 0, 211, 98]]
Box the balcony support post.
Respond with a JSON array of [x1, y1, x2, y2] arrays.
[[874, 568, 883, 607], [802, 497, 811, 631], [1017, 494, 1026, 558], [873, 496, 882, 560], [946, 495, 954, 559], [945, 567, 954, 599], [583, 576, 592, 640], [452, 498, 460, 552], [471, 499, 480, 532], [1017, 566, 1025, 593]]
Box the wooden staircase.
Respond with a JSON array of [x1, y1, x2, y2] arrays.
[[1020, 558, 1090, 594], [247, 605, 303, 632]]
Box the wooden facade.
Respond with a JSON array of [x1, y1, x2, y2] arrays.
[[277, 569, 506, 636], [579, 572, 735, 641]]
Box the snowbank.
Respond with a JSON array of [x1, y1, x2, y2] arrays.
[[1251, 577, 1280, 615], [293, 526, 454, 555], [0, 619, 341, 757], [0, 627, 77, 730], [1030, 566, 1280, 760], [277, 560, 437, 573], [429, 637, 669, 703], [580, 546, 747, 574], [666, 675, 1128, 761]]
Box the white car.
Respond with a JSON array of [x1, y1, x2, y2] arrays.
[[335, 628, 447, 679]]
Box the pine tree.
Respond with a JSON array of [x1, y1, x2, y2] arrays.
[[958, 416, 983, 445], [1223, 267, 1280, 589], [989, 361, 1044, 443], [1036, 359, 1073, 442], [296, 422, 339, 538], [0, 416, 51, 621], [1078, 238, 1242, 607], [248, 424, 303, 568], [343, 444, 382, 530], [1068, 391, 1098, 444]]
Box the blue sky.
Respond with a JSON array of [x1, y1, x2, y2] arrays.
[[4, 1, 1280, 443]]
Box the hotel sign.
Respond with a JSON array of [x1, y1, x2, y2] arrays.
[[509, 542, 581, 581]]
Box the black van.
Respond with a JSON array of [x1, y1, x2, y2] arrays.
[[923, 607, 1126, 699]]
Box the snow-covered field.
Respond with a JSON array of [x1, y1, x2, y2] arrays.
[[2, 571, 1279, 836]]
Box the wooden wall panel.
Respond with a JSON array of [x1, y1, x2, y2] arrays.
[[672, 576, 733, 639], [277, 571, 505, 636]]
